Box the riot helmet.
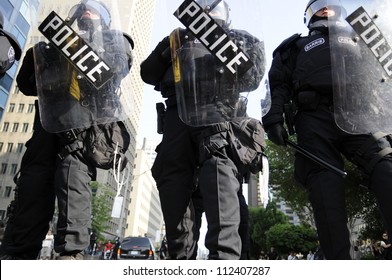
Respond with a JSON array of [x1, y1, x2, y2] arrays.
[[195, 0, 231, 27], [0, 10, 21, 62], [122, 32, 134, 70], [68, 0, 111, 31], [304, 0, 347, 28]]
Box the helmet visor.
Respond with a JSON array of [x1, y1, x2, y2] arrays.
[[195, 0, 229, 24], [304, 0, 342, 26], [68, 1, 111, 27]]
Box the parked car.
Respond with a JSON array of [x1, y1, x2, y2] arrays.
[[117, 236, 157, 260]]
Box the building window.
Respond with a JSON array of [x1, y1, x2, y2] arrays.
[[15, 12, 30, 35], [6, 143, 13, 153], [16, 143, 24, 153], [8, 103, 15, 112], [12, 123, 19, 132], [0, 0, 14, 20], [22, 123, 29, 132], [2, 122, 9, 132], [10, 164, 18, 175], [27, 103, 34, 113], [0, 73, 13, 91], [1, 163, 7, 174], [0, 142, 3, 152], [18, 104, 25, 113], [4, 186, 12, 198]]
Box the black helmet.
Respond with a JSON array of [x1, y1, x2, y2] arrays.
[[0, 10, 21, 61], [304, 0, 347, 27], [195, 0, 231, 27], [68, 0, 111, 31]]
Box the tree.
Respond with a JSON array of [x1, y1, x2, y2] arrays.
[[248, 201, 288, 259], [265, 139, 386, 241], [90, 181, 114, 241], [265, 139, 314, 224], [266, 223, 317, 258]]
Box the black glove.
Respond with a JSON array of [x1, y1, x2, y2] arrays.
[[266, 123, 288, 146]]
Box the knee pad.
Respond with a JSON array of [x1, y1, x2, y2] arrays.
[[354, 132, 392, 176]]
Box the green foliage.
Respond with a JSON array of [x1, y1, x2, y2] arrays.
[[265, 139, 314, 225], [90, 181, 114, 241], [248, 201, 288, 259], [265, 139, 386, 241], [265, 223, 317, 257]]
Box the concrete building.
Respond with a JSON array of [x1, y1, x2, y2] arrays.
[[0, 0, 39, 220], [0, 0, 158, 240], [124, 138, 162, 242]]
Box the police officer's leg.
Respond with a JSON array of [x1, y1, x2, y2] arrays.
[[198, 132, 241, 260], [295, 109, 351, 260], [151, 106, 198, 259], [238, 186, 250, 260], [1, 106, 57, 259], [54, 150, 95, 256], [191, 185, 204, 259], [349, 133, 392, 238]]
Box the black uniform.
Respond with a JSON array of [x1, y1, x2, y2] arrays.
[[0, 28, 132, 259], [141, 28, 264, 260], [263, 23, 392, 259]]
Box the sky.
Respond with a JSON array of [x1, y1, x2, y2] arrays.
[[137, 0, 310, 144]]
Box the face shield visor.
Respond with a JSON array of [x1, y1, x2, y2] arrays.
[[68, 0, 111, 29], [304, 0, 345, 27], [195, 0, 230, 27]]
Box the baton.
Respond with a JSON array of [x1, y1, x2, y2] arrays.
[[286, 140, 347, 178]]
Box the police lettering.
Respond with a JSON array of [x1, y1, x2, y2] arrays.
[[175, 0, 253, 75], [39, 11, 112, 88], [347, 6, 392, 76]]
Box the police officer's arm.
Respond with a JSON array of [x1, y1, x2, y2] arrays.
[[140, 36, 171, 87], [101, 30, 132, 81], [261, 48, 296, 146], [262, 50, 293, 129], [231, 29, 266, 92], [16, 47, 37, 96]]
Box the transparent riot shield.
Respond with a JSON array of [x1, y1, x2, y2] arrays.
[[329, 0, 392, 134], [171, 0, 269, 126], [30, 0, 134, 133]]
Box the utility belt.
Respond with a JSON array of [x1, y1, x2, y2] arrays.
[[57, 128, 86, 160], [197, 122, 230, 142], [294, 91, 332, 111]]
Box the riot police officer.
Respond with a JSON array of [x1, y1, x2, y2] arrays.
[[0, 10, 21, 78], [141, 0, 265, 259], [0, 0, 133, 260], [263, 0, 392, 259]]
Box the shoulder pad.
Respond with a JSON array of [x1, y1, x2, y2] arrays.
[[272, 33, 301, 57]]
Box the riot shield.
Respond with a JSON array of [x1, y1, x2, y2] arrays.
[[171, 0, 269, 126], [329, 0, 392, 134], [30, 0, 134, 133]]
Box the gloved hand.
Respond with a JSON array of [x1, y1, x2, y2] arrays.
[[266, 123, 288, 146]]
